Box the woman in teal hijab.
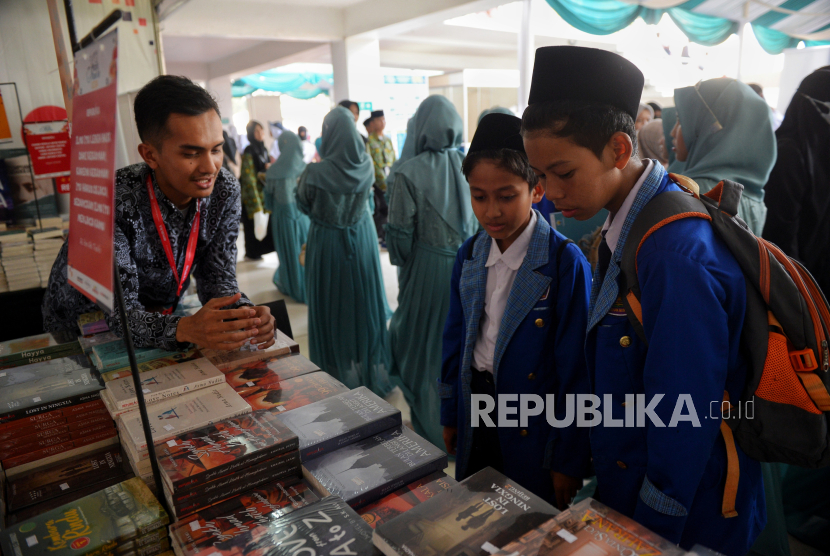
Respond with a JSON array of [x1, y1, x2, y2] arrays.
[[386, 95, 477, 449], [296, 106, 393, 396], [672, 78, 776, 234], [264, 131, 310, 303]]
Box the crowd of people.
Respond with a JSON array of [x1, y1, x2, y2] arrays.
[[41, 46, 830, 556]]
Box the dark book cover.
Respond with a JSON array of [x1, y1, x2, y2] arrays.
[[372, 467, 560, 556], [0, 420, 116, 460], [7, 447, 130, 512], [304, 425, 448, 510], [0, 400, 106, 434], [0, 413, 113, 449], [0, 365, 103, 424], [171, 452, 302, 519], [0, 477, 169, 556], [239, 371, 349, 413], [0, 332, 82, 368], [176, 495, 378, 556], [3, 428, 118, 469], [221, 353, 319, 390], [168, 479, 318, 552], [360, 472, 457, 529], [157, 411, 298, 492], [491, 498, 686, 556], [278, 386, 401, 460], [0, 355, 92, 388]]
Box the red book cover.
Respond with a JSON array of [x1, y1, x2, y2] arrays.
[[0, 413, 113, 450], [240, 371, 348, 413], [0, 399, 105, 433], [0, 421, 115, 460], [359, 471, 457, 529], [169, 479, 319, 552], [222, 353, 320, 390], [2, 427, 117, 469], [157, 411, 298, 492]]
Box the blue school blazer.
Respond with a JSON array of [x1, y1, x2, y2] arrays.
[[439, 210, 593, 503], [587, 170, 765, 556]]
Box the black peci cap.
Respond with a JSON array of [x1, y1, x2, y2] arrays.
[[528, 46, 644, 119], [370, 110, 384, 118], [468, 113, 525, 155]]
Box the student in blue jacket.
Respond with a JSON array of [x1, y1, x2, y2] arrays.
[[521, 46, 765, 555], [439, 113, 593, 508]]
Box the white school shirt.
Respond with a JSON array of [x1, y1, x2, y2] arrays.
[[472, 210, 537, 374], [601, 159, 654, 254]]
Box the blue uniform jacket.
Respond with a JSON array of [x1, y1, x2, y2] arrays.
[[439, 210, 593, 503], [587, 164, 765, 556]]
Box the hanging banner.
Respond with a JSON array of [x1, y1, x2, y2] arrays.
[[24, 121, 71, 179], [67, 29, 118, 312]]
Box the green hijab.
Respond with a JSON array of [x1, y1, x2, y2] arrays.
[[265, 131, 306, 207], [395, 95, 473, 238], [387, 116, 416, 183], [661, 106, 682, 171], [674, 78, 776, 197], [300, 106, 374, 195]]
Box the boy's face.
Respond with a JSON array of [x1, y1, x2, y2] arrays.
[[524, 132, 632, 220], [468, 160, 544, 251]]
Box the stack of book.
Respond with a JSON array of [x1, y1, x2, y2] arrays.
[[200, 330, 299, 371], [0, 229, 39, 292], [77, 310, 109, 336], [100, 347, 203, 383], [236, 370, 349, 413], [100, 358, 225, 421], [91, 340, 170, 373], [78, 331, 119, 354], [0, 356, 115, 478], [117, 383, 250, 489], [155, 411, 302, 520], [359, 471, 456, 529], [4, 446, 133, 525], [0, 477, 171, 556], [28, 227, 64, 286], [0, 331, 83, 370], [167, 477, 319, 556]]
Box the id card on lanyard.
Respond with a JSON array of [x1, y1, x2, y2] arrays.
[[146, 174, 201, 315]]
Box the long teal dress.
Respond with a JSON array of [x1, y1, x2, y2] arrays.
[[673, 78, 776, 235], [296, 107, 393, 396], [264, 131, 309, 303], [386, 96, 477, 449]]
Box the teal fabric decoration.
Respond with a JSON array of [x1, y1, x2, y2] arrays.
[[264, 131, 309, 303], [394, 95, 473, 238], [232, 71, 332, 99], [674, 78, 776, 234], [752, 24, 799, 54], [667, 8, 738, 47], [544, 0, 644, 35]]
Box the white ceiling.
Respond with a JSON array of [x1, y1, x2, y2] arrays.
[[163, 36, 267, 63]]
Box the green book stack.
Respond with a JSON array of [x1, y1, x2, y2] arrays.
[[0, 332, 83, 370]]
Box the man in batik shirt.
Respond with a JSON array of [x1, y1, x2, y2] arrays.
[[42, 76, 276, 352], [364, 110, 395, 242]]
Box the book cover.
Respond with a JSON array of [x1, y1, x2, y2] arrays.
[[239, 371, 348, 414], [7, 447, 130, 512], [277, 386, 402, 460], [372, 467, 560, 556], [106, 359, 224, 410], [168, 452, 302, 519], [490, 498, 686, 556], [3, 436, 120, 480], [92, 342, 170, 372], [168, 479, 318, 552], [119, 384, 251, 454], [157, 411, 298, 492], [77, 312, 109, 336], [359, 472, 457, 529], [0, 332, 82, 367], [0, 355, 93, 387], [304, 425, 448, 510], [0, 420, 115, 460], [2, 428, 118, 470], [100, 348, 204, 383], [116, 537, 170, 556], [201, 332, 299, 371], [221, 353, 319, 390], [0, 477, 169, 556], [0, 367, 103, 424], [0, 400, 108, 437], [78, 333, 119, 355], [179, 495, 377, 556]]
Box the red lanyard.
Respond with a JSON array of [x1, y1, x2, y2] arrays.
[[146, 174, 201, 314]]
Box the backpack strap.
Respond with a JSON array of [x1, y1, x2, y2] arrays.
[[719, 391, 740, 518]]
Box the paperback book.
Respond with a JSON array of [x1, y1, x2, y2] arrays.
[[0, 412, 112, 448], [157, 411, 298, 492], [91, 342, 170, 372], [0, 355, 93, 386], [2, 428, 118, 470], [238, 371, 348, 413], [0, 420, 116, 460], [0, 477, 169, 556], [0, 332, 82, 368], [0, 365, 104, 425], [0, 402, 109, 440], [106, 359, 224, 410], [359, 472, 457, 529], [277, 386, 402, 460], [201, 331, 299, 371], [77, 311, 109, 336], [491, 498, 686, 556], [372, 467, 560, 556], [78, 332, 119, 354], [101, 348, 204, 383], [303, 425, 448, 509], [221, 353, 319, 390]]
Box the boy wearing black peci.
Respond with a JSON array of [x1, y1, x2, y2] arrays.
[[440, 113, 592, 508]]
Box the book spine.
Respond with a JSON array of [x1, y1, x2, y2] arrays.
[[0, 390, 103, 425], [170, 436, 299, 491], [173, 456, 301, 518], [2, 428, 118, 469], [0, 413, 113, 448], [172, 451, 301, 504], [7, 461, 128, 512], [116, 375, 225, 410], [0, 421, 116, 460], [347, 457, 449, 510], [299, 414, 402, 461], [0, 344, 83, 367], [6, 473, 132, 523]]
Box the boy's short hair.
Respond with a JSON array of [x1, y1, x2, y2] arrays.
[[461, 148, 539, 189], [134, 75, 220, 146], [521, 100, 638, 160]]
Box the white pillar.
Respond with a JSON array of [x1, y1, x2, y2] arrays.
[[518, 0, 534, 114], [207, 76, 234, 127], [330, 37, 383, 112]]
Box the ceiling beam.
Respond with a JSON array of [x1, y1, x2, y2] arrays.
[[207, 40, 325, 80], [379, 49, 517, 71]]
